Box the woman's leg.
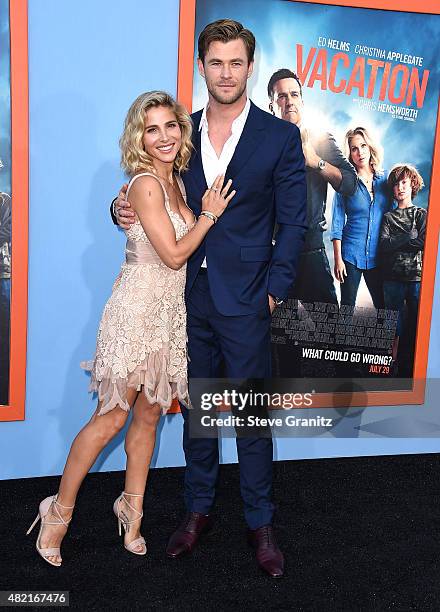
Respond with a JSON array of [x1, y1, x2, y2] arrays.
[[121, 393, 162, 551], [340, 262, 362, 307], [39, 390, 137, 564], [363, 267, 385, 310]]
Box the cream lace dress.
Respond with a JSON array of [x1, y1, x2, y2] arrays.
[[81, 173, 192, 415]]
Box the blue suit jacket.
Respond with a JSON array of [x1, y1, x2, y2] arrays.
[[182, 101, 308, 316]]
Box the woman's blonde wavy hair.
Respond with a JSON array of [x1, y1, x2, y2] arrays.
[[120, 91, 193, 177], [344, 126, 384, 175]]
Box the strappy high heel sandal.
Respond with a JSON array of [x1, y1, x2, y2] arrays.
[[113, 492, 147, 555], [26, 495, 74, 567]]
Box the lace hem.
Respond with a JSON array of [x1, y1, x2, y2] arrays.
[[80, 351, 189, 415]]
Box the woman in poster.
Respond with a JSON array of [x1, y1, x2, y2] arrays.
[[26, 91, 234, 566], [331, 127, 391, 308]]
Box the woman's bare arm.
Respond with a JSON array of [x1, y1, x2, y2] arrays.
[[129, 174, 234, 270]]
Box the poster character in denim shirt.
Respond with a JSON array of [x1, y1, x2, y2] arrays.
[[331, 127, 392, 309]]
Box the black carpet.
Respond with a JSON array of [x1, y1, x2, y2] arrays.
[[1, 454, 440, 611]]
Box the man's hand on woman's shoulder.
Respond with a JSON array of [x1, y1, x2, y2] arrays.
[[114, 183, 135, 230]]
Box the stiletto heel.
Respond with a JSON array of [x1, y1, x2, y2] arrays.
[[113, 492, 147, 555], [26, 513, 41, 536], [27, 495, 74, 567]]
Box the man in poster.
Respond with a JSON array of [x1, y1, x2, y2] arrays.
[[267, 68, 356, 376], [268, 69, 356, 306]]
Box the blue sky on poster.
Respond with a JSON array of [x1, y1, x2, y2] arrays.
[[192, 0, 440, 209], [0, 0, 11, 194]]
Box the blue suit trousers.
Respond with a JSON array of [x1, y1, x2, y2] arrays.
[[180, 269, 274, 530]]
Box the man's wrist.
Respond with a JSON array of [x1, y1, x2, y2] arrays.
[[111, 197, 118, 218], [269, 293, 284, 306]]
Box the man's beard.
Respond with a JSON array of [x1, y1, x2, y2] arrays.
[[207, 81, 247, 105]]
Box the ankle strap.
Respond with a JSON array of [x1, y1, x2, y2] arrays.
[[116, 492, 143, 523], [54, 496, 75, 510], [43, 497, 73, 528]]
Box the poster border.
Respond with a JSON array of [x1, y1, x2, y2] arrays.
[[177, 0, 440, 408], [0, 0, 29, 421]]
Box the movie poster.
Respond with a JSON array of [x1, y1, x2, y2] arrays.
[[0, 0, 12, 407], [189, 0, 440, 401]]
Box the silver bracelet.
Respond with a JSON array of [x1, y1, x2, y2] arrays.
[[199, 211, 218, 224]]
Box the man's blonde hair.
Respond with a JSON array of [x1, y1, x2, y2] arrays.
[[120, 91, 193, 176]]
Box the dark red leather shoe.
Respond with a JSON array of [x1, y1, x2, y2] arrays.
[[166, 512, 213, 558], [247, 525, 285, 578]]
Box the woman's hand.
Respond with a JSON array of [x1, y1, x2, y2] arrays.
[[334, 258, 347, 283], [202, 175, 236, 218]]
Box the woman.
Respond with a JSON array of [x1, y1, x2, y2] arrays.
[[26, 91, 235, 566], [331, 126, 391, 308]]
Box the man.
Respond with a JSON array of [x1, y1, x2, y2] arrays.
[[268, 68, 356, 306], [115, 21, 307, 577], [267, 69, 356, 378]]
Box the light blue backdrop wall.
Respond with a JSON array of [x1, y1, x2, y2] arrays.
[[0, 0, 439, 480]]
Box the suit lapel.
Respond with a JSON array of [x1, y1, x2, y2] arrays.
[[225, 101, 266, 180], [188, 102, 267, 196]]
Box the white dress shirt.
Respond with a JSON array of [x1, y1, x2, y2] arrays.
[[198, 98, 251, 267]]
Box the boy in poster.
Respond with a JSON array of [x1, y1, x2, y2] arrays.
[[379, 165, 426, 377]]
